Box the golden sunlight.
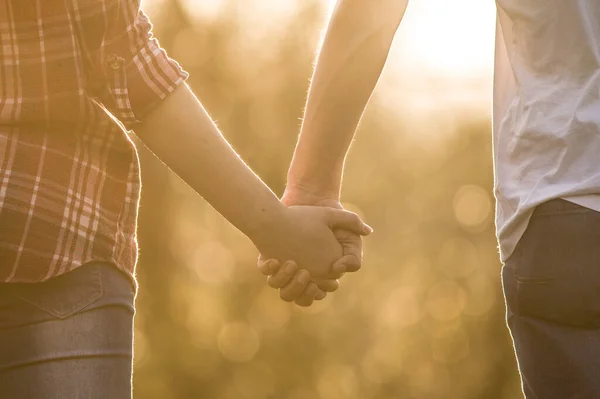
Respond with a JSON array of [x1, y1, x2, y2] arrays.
[[145, 0, 496, 79], [396, 0, 496, 77], [144, 0, 497, 115], [377, 0, 497, 118]]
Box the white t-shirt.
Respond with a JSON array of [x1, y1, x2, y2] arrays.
[[494, 1, 600, 261]]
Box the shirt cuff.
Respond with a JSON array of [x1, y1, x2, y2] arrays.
[[102, 13, 189, 130]]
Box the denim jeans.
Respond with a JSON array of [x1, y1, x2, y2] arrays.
[[0, 261, 135, 399], [502, 199, 600, 398]]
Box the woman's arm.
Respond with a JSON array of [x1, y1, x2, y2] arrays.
[[133, 83, 372, 280], [135, 82, 286, 244]]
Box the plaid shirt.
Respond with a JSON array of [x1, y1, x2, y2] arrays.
[[0, 0, 188, 283]]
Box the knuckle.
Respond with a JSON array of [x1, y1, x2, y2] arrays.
[[346, 212, 359, 225], [294, 271, 310, 290], [306, 285, 317, 298]]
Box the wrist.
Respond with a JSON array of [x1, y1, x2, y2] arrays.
[[286, 164, 342, 202], [282, 184, 342, 208], [247, 200, 289, 250]]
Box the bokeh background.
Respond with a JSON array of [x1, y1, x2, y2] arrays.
[[133, 0, 522, 398]]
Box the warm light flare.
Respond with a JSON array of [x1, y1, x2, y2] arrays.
[[132, 1, 520, 397], [397, 0, 496, 77]]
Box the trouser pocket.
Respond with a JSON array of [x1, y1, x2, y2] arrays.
[[512, 199, 600, 328], [12, 263, 104, 319]]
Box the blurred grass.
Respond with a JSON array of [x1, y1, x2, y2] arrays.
[[133, 1, 522, 398]]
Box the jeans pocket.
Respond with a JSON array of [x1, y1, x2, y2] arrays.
[[13, 264, 104, 319]]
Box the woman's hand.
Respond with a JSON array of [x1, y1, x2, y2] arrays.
[[257, 258, 327, 307]]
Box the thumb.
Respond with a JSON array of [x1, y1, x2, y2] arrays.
[[327, 208, 373, 236]]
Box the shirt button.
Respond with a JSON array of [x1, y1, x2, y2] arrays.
[[107, 54, 125, 70]]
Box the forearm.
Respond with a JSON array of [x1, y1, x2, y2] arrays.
[[134, 82, 284, 247], [288, 0, 408, 198]]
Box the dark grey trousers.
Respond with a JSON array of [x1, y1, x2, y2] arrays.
[[502, 199, 600, 398]]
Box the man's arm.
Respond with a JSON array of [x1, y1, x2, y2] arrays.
[[258, 0, 409, 278], [285, 0, 409, 200]]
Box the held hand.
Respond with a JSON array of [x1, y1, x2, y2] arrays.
[[257, 258, 327, 307], [255, 205, 372, 280], [265, 227, 363, 307], [282, 188, 365, 273], [256, 189, 370, 305]]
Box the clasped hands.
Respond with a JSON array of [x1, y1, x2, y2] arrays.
[[255, 189, 372, 307]]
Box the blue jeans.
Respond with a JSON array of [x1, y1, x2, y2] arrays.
[[502, 199, 600, 398], [0, 262, 135, 398]]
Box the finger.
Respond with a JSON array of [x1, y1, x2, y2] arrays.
[[331, 257, 347, 275], [315, 278, 340, 293], [342, 257, 361, 273], [334, 229, 363, 273], [327, 209, 373, 236], [314, 288, 327, 301], [332, 254, 361, 274], [257, 258, 281, 276], [267, 261, 298, 289], [294, 282, 319, 307], [279, 269, 311, 302]]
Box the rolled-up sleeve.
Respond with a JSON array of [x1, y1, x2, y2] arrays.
[[99, 1, 189, 130]]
